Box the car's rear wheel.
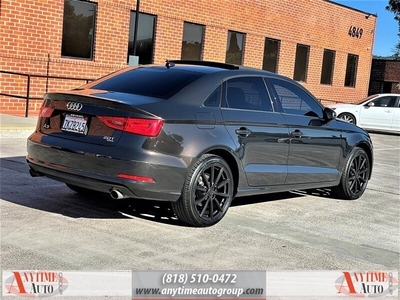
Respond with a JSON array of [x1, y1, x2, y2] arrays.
[[172, 154, 234, 227], [332, 147, 370, 200], [337, 113, 356, 124]]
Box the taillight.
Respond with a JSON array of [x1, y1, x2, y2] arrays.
[[39, 107, 54, 118], [98, 116, 163, 137], [117, 173, 155, 183]]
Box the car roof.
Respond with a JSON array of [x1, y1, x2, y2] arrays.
[[147, 60, 284, 78]]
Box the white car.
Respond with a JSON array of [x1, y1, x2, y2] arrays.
[[328, 93, 400, 133]]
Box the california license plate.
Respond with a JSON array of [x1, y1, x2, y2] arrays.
[[61, 114, 88, 135]]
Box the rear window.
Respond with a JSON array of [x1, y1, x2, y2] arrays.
[[92, 67, 204, 99]]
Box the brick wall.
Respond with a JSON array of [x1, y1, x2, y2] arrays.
[[385, 60, 400, 83], [0, 0, 376, 116]]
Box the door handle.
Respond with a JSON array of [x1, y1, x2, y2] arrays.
[[384, 110, 391, 113], [235, 127, 251, 137], [291, 129, 303, 138]]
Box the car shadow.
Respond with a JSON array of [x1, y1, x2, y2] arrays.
[[1, 156, 342, 227]]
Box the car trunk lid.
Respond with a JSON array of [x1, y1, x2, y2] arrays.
[[38, 89, 163, 146]]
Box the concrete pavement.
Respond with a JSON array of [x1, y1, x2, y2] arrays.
[[0, 113, 38, 138]]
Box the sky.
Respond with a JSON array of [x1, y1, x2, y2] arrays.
[[332, 0, 399, 56]]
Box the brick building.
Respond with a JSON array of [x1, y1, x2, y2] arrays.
[[369, 58, 400, 95], [0, 0, 377, 116]]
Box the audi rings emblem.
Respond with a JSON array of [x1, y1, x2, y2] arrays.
[[66, 102, 83, 111]]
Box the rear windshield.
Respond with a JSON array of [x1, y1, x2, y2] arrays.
[[92, 67, 204, 99]]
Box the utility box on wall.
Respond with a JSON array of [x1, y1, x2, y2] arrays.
[[128, 56, 139, 66]]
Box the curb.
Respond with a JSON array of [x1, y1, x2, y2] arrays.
[[0, 128, 36, 138]]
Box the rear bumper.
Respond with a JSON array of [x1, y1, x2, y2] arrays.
[[27, 134, 188, 201]]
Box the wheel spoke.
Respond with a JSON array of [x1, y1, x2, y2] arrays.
[[215, 167, 224, 185], [217, 178, 230, 189], [196, 185, 207, 192], [210, 165, 215, 187], [199, 198, 211, 217], [195, 194, 208, 205], [213, 198, 223, 212], [349, 179, 356, 191], [213, 191, 230, 198], [209, 197, 214, 219]]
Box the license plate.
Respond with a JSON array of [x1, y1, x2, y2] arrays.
[[61, 114, 88, 135]]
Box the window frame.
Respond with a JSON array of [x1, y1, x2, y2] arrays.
[[262, 38, 280, 73], [320, 49, 336, 85], [266, 77, 324, 119], [181, 21, 205, 61], [221, 76, 274, 112], [61, 0, 97, 60], [293, 44, 310, 82], [225, 30, 246, 65], [127, 11, 157, 65], [344, 54, 359, 88]]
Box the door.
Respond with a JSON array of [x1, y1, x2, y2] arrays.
[[359, 95, 398, 130], [220, 76, 289, 187], [267, 78, 343, 185], [391, 96, 400, 131]]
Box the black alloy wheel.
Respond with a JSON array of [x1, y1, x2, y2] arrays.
[[332, 147, 370, 200], [172, 154, 234, 227]]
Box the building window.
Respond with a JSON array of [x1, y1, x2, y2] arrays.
[[320, 49, 335, 85], [181, 22, 204, 61], [225, 31, 245, 65], [262, 38, 280, 73], [62, 0, 97, 60], [128, 12, 156, 65], [345, 54, 359, 87], [293, 44, 310, 82]]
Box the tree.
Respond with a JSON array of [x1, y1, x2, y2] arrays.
[[386, 0, 400, 58]]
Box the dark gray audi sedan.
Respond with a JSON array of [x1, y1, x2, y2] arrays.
[[27, 60, 373, 227]]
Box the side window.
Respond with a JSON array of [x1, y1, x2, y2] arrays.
[[204, 86, 221, 107], [269, 78, 323, 118], [225, 77, 273, 112], [369, 96, 398, 108]]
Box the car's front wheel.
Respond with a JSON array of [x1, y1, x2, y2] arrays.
[[332, 147, 370, 200], [172, 154, 234, 227], [337, 113, 356, 124]]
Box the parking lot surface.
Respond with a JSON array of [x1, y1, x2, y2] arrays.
[[0, 133, 399, 271]]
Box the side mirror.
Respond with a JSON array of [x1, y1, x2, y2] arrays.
[[367, 102, 375, 107], [323, 107, 336, 121]]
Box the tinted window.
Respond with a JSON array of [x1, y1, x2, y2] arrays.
[[369, 96, 398, 107], [93, 68, 204, 99], [320, 49, 335, 85], [181, 22, 204, 61], [225, 77, 273, 111], [62, 0, 96, 60], [263, 38, 280, 73], [270, 78, 322, 118], [204, 86, 221, 107], [293, 44, 310, 82], [345, 54, 358, 87], [225, 31, 245, 65], [128, 12, 156, 64]]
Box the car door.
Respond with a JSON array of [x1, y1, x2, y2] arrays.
[[391, 97, 400, 131], [220, 76, 290, 187], [358, 95, 398, 130], [266, 77, 343, 185]]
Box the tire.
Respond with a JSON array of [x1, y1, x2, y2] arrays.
[[332, 147, 370, 200], [172, 154, 234, 227], [338, 113, 356, 124]]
